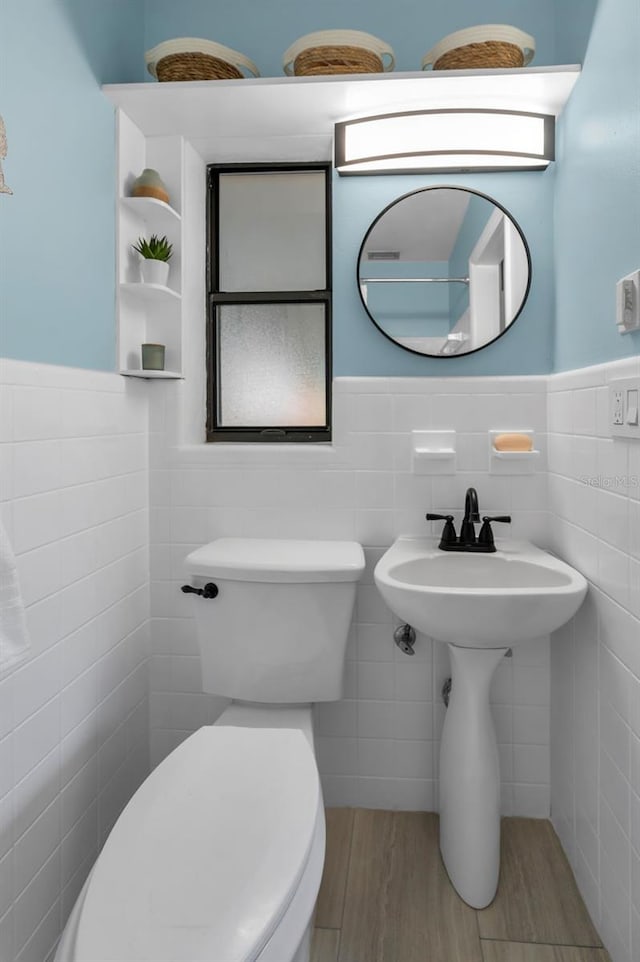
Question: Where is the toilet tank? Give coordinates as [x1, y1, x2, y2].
[184, 538, 365, 703]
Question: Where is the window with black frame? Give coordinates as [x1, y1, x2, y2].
[207, 164, 332, 442]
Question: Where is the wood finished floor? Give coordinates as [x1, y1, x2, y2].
[311, 810, 610, 962]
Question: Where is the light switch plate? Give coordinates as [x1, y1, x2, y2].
[616, 270, 640, 334]
[610, 377, 640, 438]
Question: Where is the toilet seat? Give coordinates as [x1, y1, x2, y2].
[70, 726, 322, 962]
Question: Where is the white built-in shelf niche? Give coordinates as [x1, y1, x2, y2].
[106, 65, 581, 380]
[117, 138, 185, 378]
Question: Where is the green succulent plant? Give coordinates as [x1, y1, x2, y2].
[132, 234, 173, 261]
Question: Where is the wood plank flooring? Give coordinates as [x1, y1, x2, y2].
[315, 807, 355, 929]
[476, 819, 603, 947]
[311, 928, 340, 962]
[311, 810, 609, 962]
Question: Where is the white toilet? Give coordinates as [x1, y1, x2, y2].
[55, 537, 364, 962]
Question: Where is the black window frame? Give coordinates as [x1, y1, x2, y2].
[206, 162, 332, 443]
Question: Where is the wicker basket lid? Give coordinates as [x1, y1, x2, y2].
[145, 37, 260, 79]
[283, 30, 395, 75]
[422, 24, 535, 70]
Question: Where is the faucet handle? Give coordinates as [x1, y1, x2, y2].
[426, 513, 457, 547]
[478, 515, 512, 548]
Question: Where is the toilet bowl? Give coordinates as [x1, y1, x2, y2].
[55, 724, 324, 962]
[55, 538, 364, 962]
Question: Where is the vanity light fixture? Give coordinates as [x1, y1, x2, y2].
[335, 108, 555, 174]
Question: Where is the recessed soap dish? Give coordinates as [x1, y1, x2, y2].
[412, 430, 456, 475]
[489, 430, 540, 474]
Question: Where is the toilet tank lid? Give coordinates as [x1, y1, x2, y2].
[185, 537, 365, 582]
[74, 726, 321, 962]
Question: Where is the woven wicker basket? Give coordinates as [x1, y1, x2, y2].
[156, 52, 243, 81]
[294, 45, 383, 76]
[283, 30, 394, 76]
[434, 40, 524, 70]
[422, 25, 535, 71]
[146, 38, 259, 82]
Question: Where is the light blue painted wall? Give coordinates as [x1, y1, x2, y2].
[554, 0, 598, 64]
[334, 171, 554, 375]
[554, 0, 640, 370]
[144, 0, 557, 77]
[0, 0, 144, 370]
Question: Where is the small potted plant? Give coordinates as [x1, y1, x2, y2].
[132, 234, 173, 287]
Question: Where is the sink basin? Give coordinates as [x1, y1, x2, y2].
[374, 537, 587, 647]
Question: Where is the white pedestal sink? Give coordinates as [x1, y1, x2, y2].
[374, 537, 587, 908]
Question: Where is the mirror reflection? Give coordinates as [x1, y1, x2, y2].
[358, 187, 531, 356]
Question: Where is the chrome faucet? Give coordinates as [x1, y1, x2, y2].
[427, 487, 511, 553]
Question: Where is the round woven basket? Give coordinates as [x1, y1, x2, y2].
[434, 41, 523, 70]
[156, 52, 242, 81]
[283, 30, 394, 76]
[294, 45, 383, 76]
[146, 38, 260, 82]
[422, 25, 535, 72]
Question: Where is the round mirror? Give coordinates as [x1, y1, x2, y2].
[357, 187, 531, 357]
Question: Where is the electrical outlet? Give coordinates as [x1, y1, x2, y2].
[612, 390, 624, 425]
[610, 378, 640, 438]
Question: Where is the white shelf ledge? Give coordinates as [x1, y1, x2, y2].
[121, 195, 182, 228]
[120, 369, 183, 379]
[103, 65, 580, 162]
[120, 282, 181, 304]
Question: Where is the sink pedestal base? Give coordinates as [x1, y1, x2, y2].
[439, 643, 508, 909]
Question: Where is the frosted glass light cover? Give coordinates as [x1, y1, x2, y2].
[218, 303, 327, 426]
[336, 110, 554, 173]
[218, 172, 326, 292]
[346, 112, 545, 157]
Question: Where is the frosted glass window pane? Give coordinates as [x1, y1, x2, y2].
[218, 304, 327, 426]
[218, 172, 326, 292]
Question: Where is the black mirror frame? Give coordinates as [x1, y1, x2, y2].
[356, 185, 532, 359]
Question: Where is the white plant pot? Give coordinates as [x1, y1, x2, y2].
[141, 259, 170, 286]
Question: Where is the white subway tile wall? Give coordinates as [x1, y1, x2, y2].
[148, 375, 551, 816]
[548, 356, 640, 962]
[3, 356, 638, 962]
[0, 360, 150, 962]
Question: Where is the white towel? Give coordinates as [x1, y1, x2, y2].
[0, 516, 30, 671]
